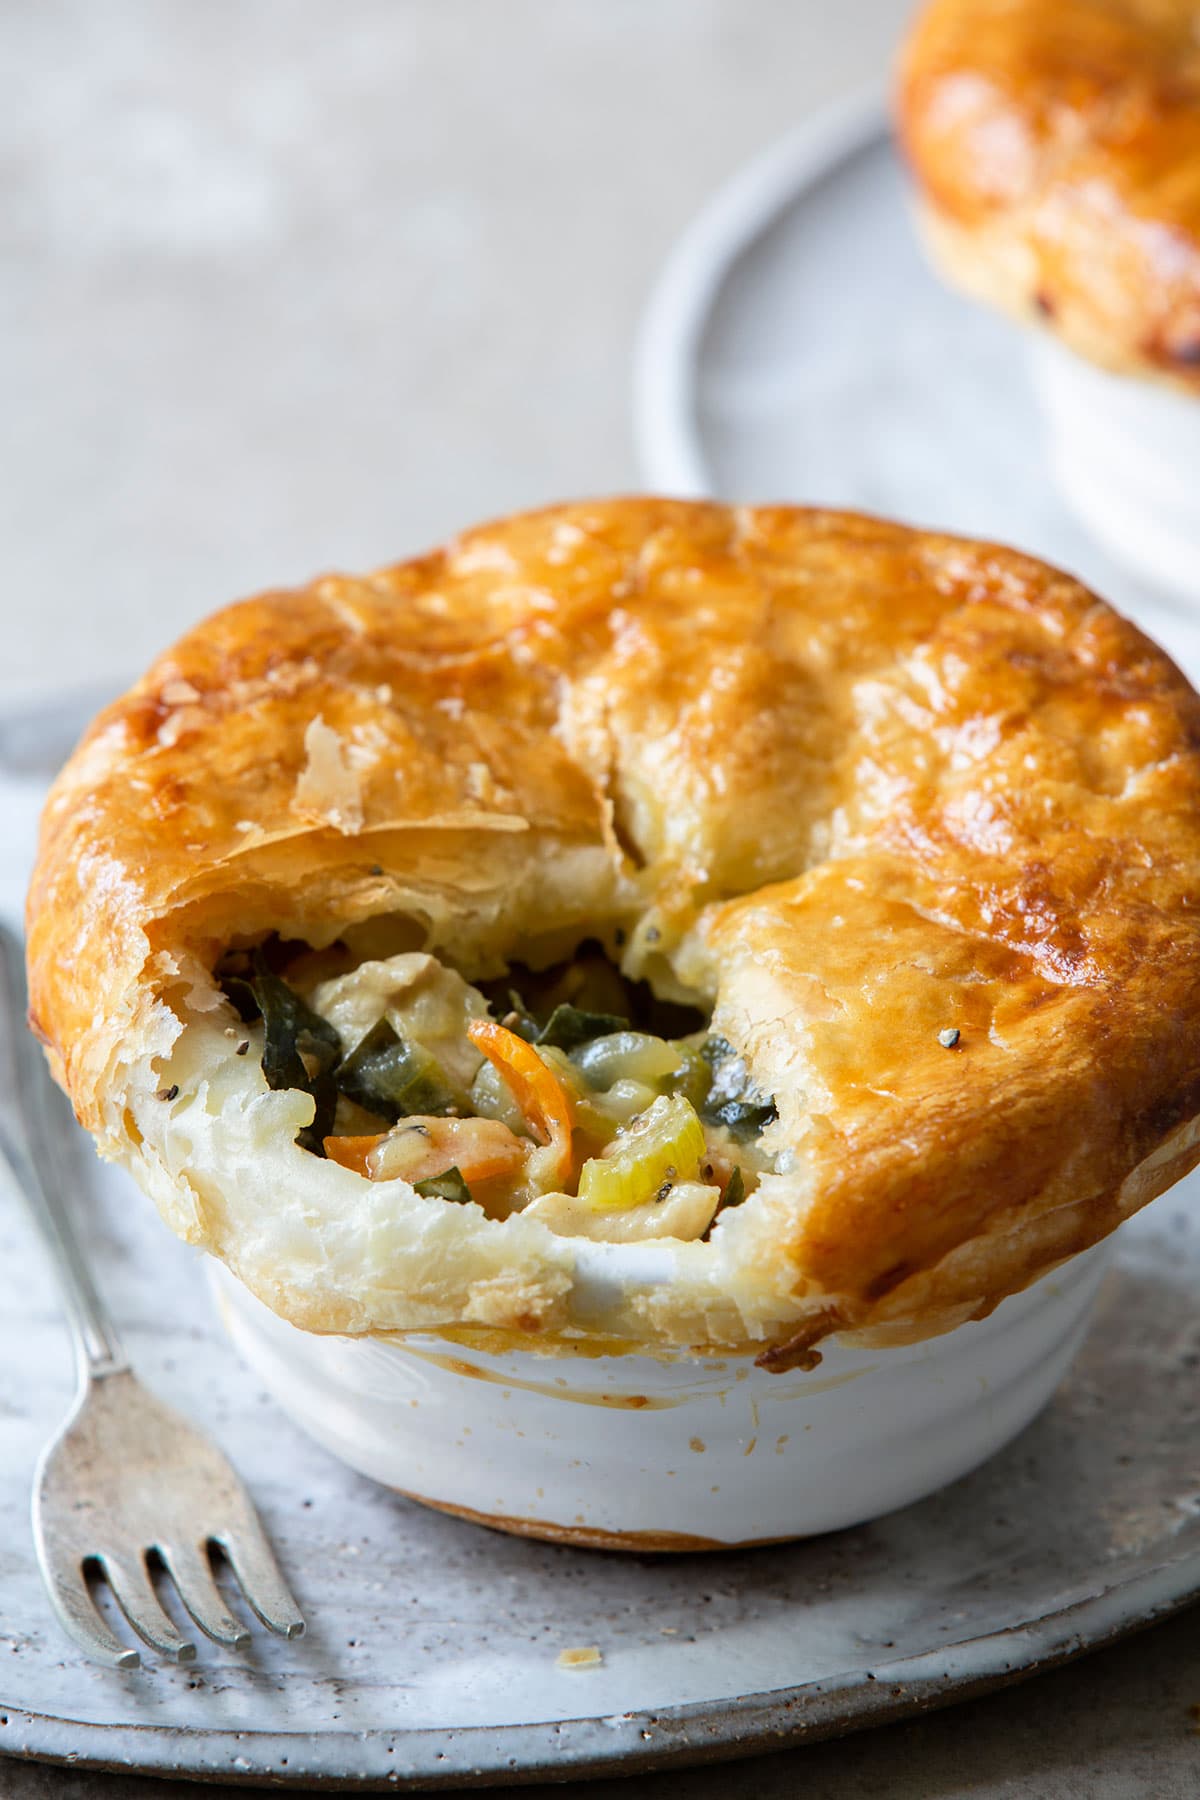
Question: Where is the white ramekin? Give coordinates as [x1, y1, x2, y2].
[208, 1235, 1114, 1549]
[1032, 337, 1200, 605]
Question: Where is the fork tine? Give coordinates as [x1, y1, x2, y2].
[215, 1522, 305, 1638]
[157, 1542, 251, 1649]
[41, 1558, 141, 1671]
[101, 1552, 197, 1662]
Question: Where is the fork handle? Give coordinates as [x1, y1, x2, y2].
[0, 925, 128, 1383]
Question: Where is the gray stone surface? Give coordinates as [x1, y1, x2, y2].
[0, 1609, 1198, 1797]
[3, 2, 1198, 1795]
[2, 0, 906, 707]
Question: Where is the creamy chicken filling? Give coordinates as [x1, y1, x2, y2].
[216, 939, 778, 1244]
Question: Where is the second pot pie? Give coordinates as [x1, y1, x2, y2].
[25, 499, 1200, 1365]
[898, 0, 1200, 390]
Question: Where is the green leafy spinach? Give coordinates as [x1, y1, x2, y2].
[221, 950, 342, 1155]
[697, 1036, 778, 1142]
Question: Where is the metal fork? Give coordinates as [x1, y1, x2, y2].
[0, 925, 305, 1669]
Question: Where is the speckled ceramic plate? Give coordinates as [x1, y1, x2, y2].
[1, 100, 1199, 1786]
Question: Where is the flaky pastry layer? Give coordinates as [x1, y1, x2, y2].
[26, 499, 1200, 1358]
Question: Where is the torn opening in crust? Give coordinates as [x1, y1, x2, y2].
[208, 927, 780, 1245]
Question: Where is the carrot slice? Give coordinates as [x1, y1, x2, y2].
[324, 1133, 386, 1175]
[327, 1116, 527, 1186]
[467, 1019, 575, 1184]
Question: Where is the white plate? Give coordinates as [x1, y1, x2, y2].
[633, 91, 1200, 677]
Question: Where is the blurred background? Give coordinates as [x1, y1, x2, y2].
[3, 0, 909, 706]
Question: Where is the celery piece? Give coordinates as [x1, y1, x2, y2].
[469, 1058, 531, 1135]
[571, 1030, 683, 1091]
[668, 1043, 713, 1112]
[583, 1078, 660, 1128]
[570, 1094, 622, 1148]
[336, 1019, 465, 1122]
[577, 1094, 707, 1212]
[413, 1166, 473, 1204]
[537, 1004, 630, 1053]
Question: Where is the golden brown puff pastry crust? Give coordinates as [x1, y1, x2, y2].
[898, 0, 1200, 389]
[25, 499, 1200, 1357]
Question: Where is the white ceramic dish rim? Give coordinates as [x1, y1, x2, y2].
[633, 84, 886, 497]
[1030, 335, 1200, 603]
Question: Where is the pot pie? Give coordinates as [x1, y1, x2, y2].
[25, 499, 1200, 1364]
[898, 0, 1200, 391]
